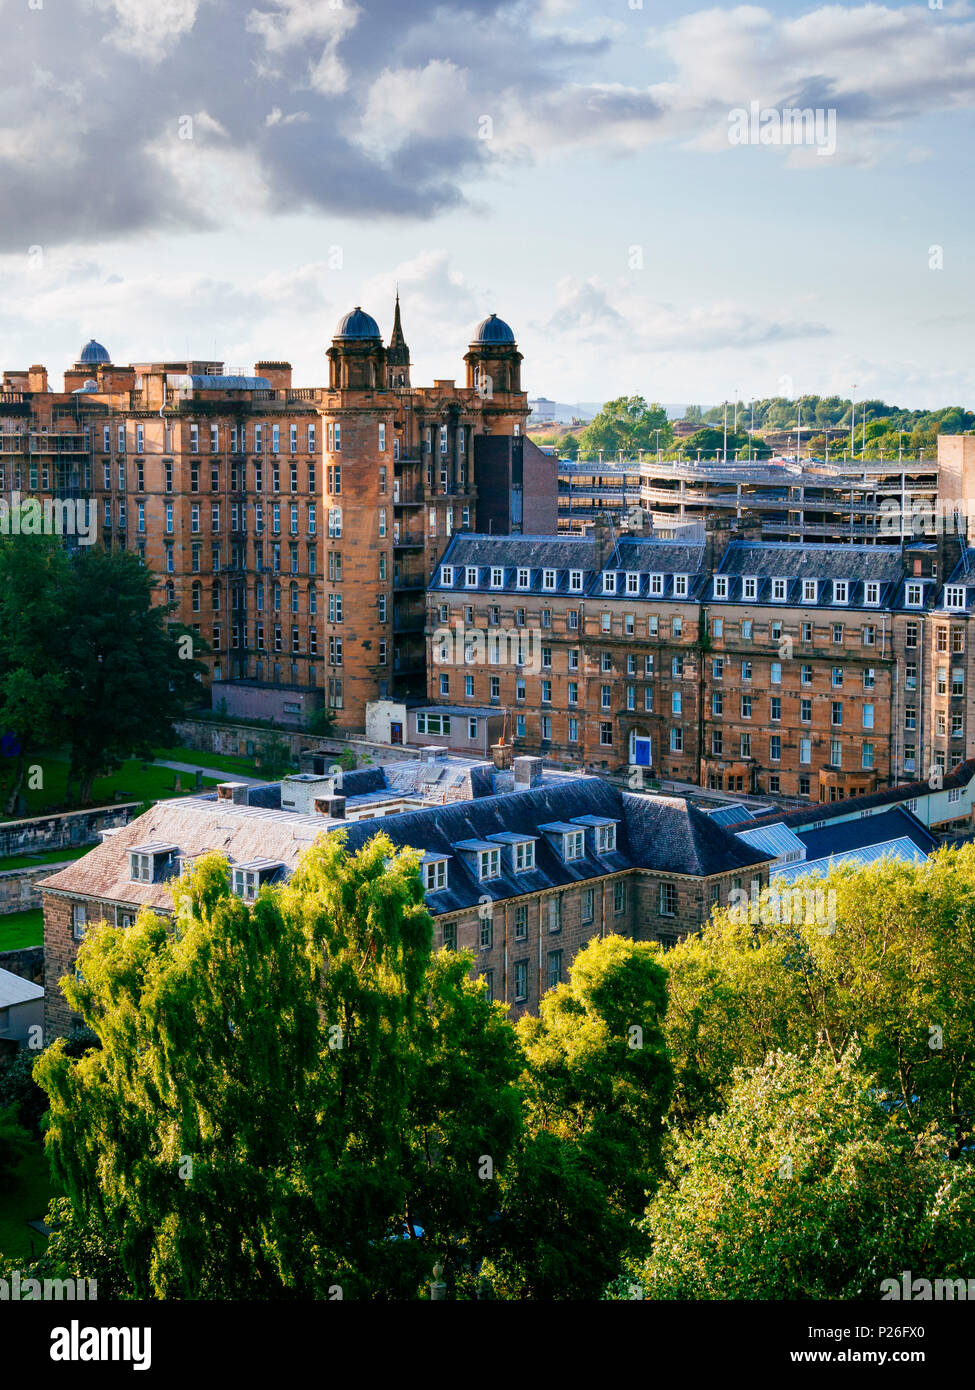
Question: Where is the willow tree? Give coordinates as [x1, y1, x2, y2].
[36, 835, 523, 1299]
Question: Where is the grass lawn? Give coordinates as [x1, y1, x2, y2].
[0, 1139, 58, 1263]
[152, 745, 262, 776]
[0, 846, 94, 872]
[1, 755, 221, 821]
[0, 909, 44, 950]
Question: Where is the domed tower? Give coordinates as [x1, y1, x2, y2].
[326, 307, 386, 390]
[64, 337, 114, 393]
[464, 314, 522, 398]
[386, 291, 411, 389]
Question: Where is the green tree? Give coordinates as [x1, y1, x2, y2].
[0, 1103, 31, 1183]
[558, 431, 580, 460]
[63, 547, 206, 802]
[577, 397, 672, 459]
[487, 936, 673, 1298]
[630, 1046, 975, 1300]
[0, 532, 73, 812]
[662, 853, 975, 1139]
[35, 837, 523, 1299]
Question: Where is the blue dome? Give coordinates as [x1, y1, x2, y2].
[334, 306, 381, 340]
[472, 313, 515, 345]
[79, 338, 111, 365]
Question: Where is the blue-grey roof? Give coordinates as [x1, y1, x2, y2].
[795, 805, 936, 862]
[472, 313, 515, 345]
[735, 821, 807, 863]
[79, 338, 110, 365]
[705, 802, 757, 828]
[334, 778, 771, 915]
[334, 306, 381, 340]
[774, 838, 928, 884]
[187, 375, 272, 390]
[744, 759, 975, 832]
[712, 540, 905, 608]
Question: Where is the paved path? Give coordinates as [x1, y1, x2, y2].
[153, 759, 265, 787]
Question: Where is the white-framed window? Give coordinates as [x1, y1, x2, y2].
[478, 848, 501, 880]
[466, 566, 478, 587]
[945, 586, 966, 609]
[802, 579, 818, 603]
[596, 824, 616, 854]
[490, 566, 504, 588]
[713, 576, 728, 599]
[833, 580, 849, 604]
[650, 573, 664, 596]
[626, 571, 640, 594]
[569, 570, 584, 592]
[423, 859, 448, 892]
[602, 572, 617, 594]
[72, 903, 87, 940]
[742, 576, 757, 600]
[659, 882, 677, 916]
[517, 568, 531, 589]
[906, 582, 923, 606]
[865, 581, 880, 606]
[440, 565, 454, 586]
[542, 568, 557, 591]
[563, 830, 584, 861]
[674, 574, 688, 597]
[772, 578, 787, 601]
[515, 841, 535, 872]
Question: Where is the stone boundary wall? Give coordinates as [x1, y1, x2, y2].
[173, 717, 421, 768]
[0, 804, 140, 860]
[0, 862, 76, 915]
[0, 945, 43, 986]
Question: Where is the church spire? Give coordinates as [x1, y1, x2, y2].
[387, 289, 410, 383]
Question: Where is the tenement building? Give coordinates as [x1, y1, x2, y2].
[426, 519, 975, 800]
[0, 307, 556, 730]
[40, 773, 771, 1036]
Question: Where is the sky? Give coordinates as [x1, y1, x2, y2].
[0, 0, 973, 408]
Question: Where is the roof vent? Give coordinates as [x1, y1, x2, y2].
[420, 745, 449, 763]
[217, 782, 249, 805]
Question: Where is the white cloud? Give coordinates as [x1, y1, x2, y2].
[98, 0, 202, 62]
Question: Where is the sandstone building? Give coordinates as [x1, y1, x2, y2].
[0, 307, 556, 731]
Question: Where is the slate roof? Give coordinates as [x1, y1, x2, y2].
[745, 759, 975, 832]
[40, 779, 771, 919]
[712, 540, 905, 608]
[795, 806, 937, 862]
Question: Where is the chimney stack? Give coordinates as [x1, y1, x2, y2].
[513, 755, 543, 788]
[217, 782, 249, 806]
[491, 741, 512, 771]
[314, 795, 346, 819]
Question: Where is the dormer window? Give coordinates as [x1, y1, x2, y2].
[516, 567, 531, 589]
[865, 581, 880, 605]
[742, 576, 757, 600]
[478, 848, 501, 880]
[542, 568, 557, 591]
[597, 824, 616, 853]
[945, 585, 966, 610]
[771, 578, 787, 602]
[674, 574, 688, 597]
[569, 569, 583, 592]
[440, 565, 454, 586]
[539, 822, 585, 862]
[650, 573, 664, 596]
[626, 571, 640, 594]
[802, 580, 818, 603]
[906, 582, 923, 607]
[714, 576, 729, 599]
[833, 580, 849, 604]
[129, 843, 178, 884]
[514, 840, 535, 871]
[422, 857, 449, 892]
[602, 572, 617, 594]
[490, 567, 504, 588]
[465, 566, 478, 587]
[232, 860, 285, 900]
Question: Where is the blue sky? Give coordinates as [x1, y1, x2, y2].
[0, 0, 972, 407]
